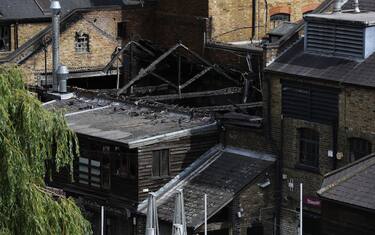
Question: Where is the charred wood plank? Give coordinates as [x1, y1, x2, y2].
[117, 44, 181, 95]
[180, 66, 213, 90]
[150, 72, 179, 90]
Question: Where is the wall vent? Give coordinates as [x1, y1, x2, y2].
[304, 13, 375, 60]
[305, 22, 364, 59]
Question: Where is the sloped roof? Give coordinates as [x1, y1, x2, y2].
[0, 0, 151, 21]
[318, 153, 375, 211]
[45, 95, 217, 148]
[137, 144, 276, 228]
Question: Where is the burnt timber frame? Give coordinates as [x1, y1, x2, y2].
[117, 43, 239, 96]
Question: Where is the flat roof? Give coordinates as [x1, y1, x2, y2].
[45, 96, 217, 148]
[305, 12, 375, 26]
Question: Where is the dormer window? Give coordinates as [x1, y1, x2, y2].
[0, 25, 10, 51]
[75, 32, 89, 53]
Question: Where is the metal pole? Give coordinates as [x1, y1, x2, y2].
[204, 194, 207, 235]
[101, 206, 105, 235]
[300, 183, 303, 235]
[116, 58, 120, 89]
[50, 1, 61, 92]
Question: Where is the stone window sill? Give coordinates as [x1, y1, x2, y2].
[295, 163, 320, 174]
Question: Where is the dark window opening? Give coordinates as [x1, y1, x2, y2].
[152, 149, 170, 177]
[299, 128, 319, 168]
[349, 138, 372, 162]
[0, 25, 10, 51]
[117, 22, 127, 38]
[270, 13, 290, 29]
[75, 32, 89, 53]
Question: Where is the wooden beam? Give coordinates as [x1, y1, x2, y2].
[179, 44, 239, 85]
[140, 87, 242, 101]
[179, 67, 213, 90]
[117, 44, 181, 95]
[194, 102, 263, 112]
[150, 72, 178, 90]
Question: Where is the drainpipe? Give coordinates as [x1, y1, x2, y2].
[333, 0, 349, 13]
[332, 118, 338, 170]
[50, 0, 61, 92]
[252, 0, 257, 40]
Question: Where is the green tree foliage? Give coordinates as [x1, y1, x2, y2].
[0, 66, 91, 234]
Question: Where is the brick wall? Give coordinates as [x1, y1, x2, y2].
[266, 73, 375, 233]
[209, 0, 324, 43]
[17, 23, 48, 46]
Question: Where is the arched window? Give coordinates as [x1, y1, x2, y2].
[270, 13, 290, 29]
[75, 32, 89, 53]
[349, 138, 372, 162]
[299, 128, 319, 168]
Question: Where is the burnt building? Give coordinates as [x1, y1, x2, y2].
[317, 153, 375, 235]
[264, 3, 375, 235]
[45, 93, 219, 235]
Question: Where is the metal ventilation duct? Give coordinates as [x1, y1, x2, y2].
[305, 22, 364, 58]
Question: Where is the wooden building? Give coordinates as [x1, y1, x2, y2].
[45, 93, 219, 235]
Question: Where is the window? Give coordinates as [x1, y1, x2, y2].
[349, 138, 372, 162]
[0, 25, 10, 51]
[282, 81, 339, 124]
[78, 157, 110, 189]
[152, 149, 170, 177]
[75, 32, 89, 53]
[270, 13, 290, 29]
[78, 157, 101, 188]
[117, 22, 127, 38]
[299, 128, 319, 168]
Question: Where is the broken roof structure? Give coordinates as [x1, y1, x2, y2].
[318, 153, 375, 211]
[45, 94, 217, 148]
[137, 144, 276, 229]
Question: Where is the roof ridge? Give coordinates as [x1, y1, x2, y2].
[323, 153, 375, 178]
[318, 153, 375, 196]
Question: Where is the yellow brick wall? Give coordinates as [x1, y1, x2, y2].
[18, 23, 48, 45]
[209, 0, 324, 42]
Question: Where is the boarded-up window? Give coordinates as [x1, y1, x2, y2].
[270, 13, 290, 29]
[349, 138, 372, 162]
[152, 149, 170, 177]
[282, 81, 339, 124]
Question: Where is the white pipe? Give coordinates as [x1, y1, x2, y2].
[300, 183, 303, 235]
[101, 206, 105, 235]
[204, 194, 207, 235]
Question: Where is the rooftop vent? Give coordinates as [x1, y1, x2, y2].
[304, 12, 375, 60]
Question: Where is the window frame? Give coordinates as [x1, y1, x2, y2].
[349, 138, 372, 162]
[75, 32, 90, 53]
[298, 128, 320, 169]
[152, 149, 170, 178]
